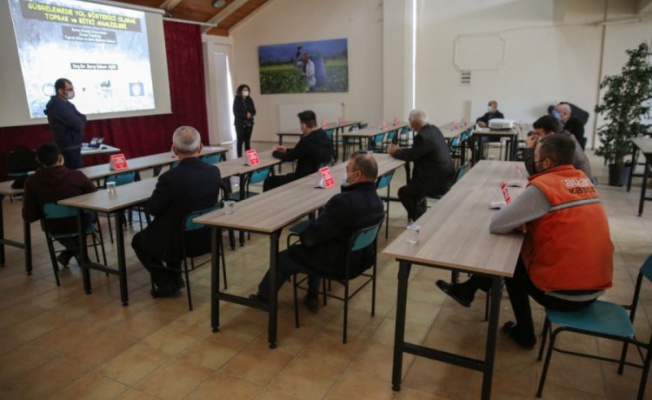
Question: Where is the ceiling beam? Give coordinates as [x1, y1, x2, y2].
[159, 0, 184, 12]
[202, 0, 250, 33]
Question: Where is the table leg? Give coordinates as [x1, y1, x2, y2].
[639, 155, 651, 216]
[77, 211, 92, 294]
[627, 147, 638, 192]
[481, 276, 503, 400]
[334, 129, 340, 162]
[114, 211, 130, 306]
[23, 220, 31, 275]
[268, 231, 280, 349]
[278, 135, 283, 173]
[0, 195, 5, 267]
[392, 260, 412, 391]
[211, 227, 221, 332]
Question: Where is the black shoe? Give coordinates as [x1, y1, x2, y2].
[304, 292, 320, 313]
[173, 276, 185, 289]
[56, 251, 73, 267]
[150, 283, 179, 298]
[435, 280, 473, 308]
[248, 293, 267, 302]
[502, 321, 536, 349]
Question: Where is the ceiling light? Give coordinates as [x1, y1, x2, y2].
[212, 0, 226, 7]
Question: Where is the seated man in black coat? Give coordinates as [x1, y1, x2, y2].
[132, 126, 222, 297]
[387, 109, 455, 221]
[252, 152, 385, 312]
[263, 110, 333, 191]
[475, 100, 504, 127]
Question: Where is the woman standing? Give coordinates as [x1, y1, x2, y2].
[233, 84, 256, 157]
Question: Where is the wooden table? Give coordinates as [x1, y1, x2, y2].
[630, 137, 652, 215]
[383, 160, 525, 400]
[81, 144, 120, 164]
[277, 120, 362, 165]
[0, 181, 31, 273]
[341, 124, 409, 161]
[78, 146, 227, 182]
[471, 127, 520, 163]
[195, 154, 406, 348]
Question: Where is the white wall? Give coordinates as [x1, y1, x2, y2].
[228, 0, 384, 143]
[206, 0, 652, 148]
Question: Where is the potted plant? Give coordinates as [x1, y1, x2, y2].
[595, 42, 652, 186]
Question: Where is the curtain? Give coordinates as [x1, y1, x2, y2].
[0, 20, 208, 178]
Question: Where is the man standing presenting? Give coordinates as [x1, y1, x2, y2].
[553, 103, 585, 146]
[387, 109, 455, 221]
[22, 142, 97, 267]
[45, 78, 86, 169]
[436, 134, 613, 348]
[264, 110, 332, 191]
[132, 126, 222, 297]
[252, 152, 384, 312]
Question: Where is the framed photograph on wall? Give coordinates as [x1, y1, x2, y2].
[258, 38, 348, 94]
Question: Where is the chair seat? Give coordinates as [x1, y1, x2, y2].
[546, 300, 635, 339]
[289, 219, 311, 234]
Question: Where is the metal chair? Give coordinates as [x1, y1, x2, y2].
[228, 166, 272, 201]
[200, 153, 224, 165]
[535, 255, 652, 399]
[375, 170, 394, 238]
[42, 203, 107, 286]
[291, 219, 384, 343]
[179, 205, 227, 311]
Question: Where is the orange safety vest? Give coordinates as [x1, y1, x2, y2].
[521, 165, 613, 292]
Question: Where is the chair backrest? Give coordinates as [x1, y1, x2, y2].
[373, 132, 385, 147]
[400, 126, 410, 135]
[105, 171, 136, 187]
[454, 162, 470, 182]
[376, 170, 394, 190]
[183, 204, 222, 232]
[43, 202, 77, 219]
[201, 154, 223, 164]
[450, 137, 460, 149]
[641, 255, 652, 282]
[324, 128, 335, 139]
[7, 146, 38, 175]
[358, 123, 369, 129]
[350, 220, 383, 252]
[386, 130, 396, 141]
[250, 167, 272, 185]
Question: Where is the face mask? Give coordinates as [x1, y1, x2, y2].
[341, 171, 350, 186]
[65, 90, 75, 100]
[487, 106, 493, 113]
[242, 91, 249, 97]
[551, 109, 561, 120]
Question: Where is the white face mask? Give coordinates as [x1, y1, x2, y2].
[242, 91, 249, 97]
[341, 171, 349, 186]
[65, 90, 75, 100]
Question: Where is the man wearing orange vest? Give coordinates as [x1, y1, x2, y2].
[436, 134, 613, 348]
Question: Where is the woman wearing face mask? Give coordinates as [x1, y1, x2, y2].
[233, 84, 257, 158]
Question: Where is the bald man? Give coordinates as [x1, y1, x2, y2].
[553, 103, 585, 146]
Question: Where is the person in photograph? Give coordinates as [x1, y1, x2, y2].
[233, 84, 256, 157]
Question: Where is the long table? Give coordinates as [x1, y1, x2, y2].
[56, 152, 279, 306]
[341, 124, 409, 161]
[630, 137, 652, 215]
[382, 160, 525, 400]
[195, 154, 406, 348]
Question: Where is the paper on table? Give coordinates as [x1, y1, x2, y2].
[489, 200, 507, 209]
[506, 179, 527, 188]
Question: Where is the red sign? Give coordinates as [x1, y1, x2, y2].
[338, 116, 345, 125]
[245, 149, 260, 166]
[393, 117, 400, 126]
[381, 120, 388, 129]
[110, 154, 128, 171]
[501, 181, 512, 204]
[319, 166, 335, 188]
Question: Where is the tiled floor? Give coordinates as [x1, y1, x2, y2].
[0, 143, 651, 399]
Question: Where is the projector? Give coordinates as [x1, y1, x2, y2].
[488, 119, 515, 130]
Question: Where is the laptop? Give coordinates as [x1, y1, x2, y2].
[88, 137, 104, 148]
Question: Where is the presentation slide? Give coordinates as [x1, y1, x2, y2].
[8, 0, 156, 119]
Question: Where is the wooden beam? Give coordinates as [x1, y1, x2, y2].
[202, 0, 250, 33]
[159, 0, 183, 12]
[639, 0, 652, 14]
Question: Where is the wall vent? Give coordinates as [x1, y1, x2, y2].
[460, 71, 471, 85]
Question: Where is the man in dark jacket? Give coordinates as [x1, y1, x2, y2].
[475, 100, 505, 127]
[554, 103, 585, 147]
[253, 152, 384, 312]
[131, 126, 222, 297]
[44, 78, 86, 169]
[388, 109, 455, 221]
[22, 142, 97, 266]
[263, 110, 333, 191]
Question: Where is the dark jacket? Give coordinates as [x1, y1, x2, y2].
[135, 157, 222, 261]
[563, 116, 585, 145]
[289, 181, 384, 278]
[233, 96, 256, 127]
[44, 96, 87, 150]
[273, 128, 333, 178]
[391, 124, 455, 196]
[523, 131, 591, 177]
[22, 166, 97, 232]
[476, 111, 504, 125]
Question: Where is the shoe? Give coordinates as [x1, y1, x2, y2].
[56, 251, 73, 267]
[150, 283, 179, 298]
[502, 321, 536, 349]
[304, 292, 320, 313]
[173, 276, 186, 289]
[248, 293, 267, 302]
[435, 280, 473, 308]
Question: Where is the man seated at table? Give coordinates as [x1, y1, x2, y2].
[524, 115, 591, 177]
[251, 151, 384, 312]
[436, 134, 613, 349]
[22, 142, 97, 266]
[132, 126, 222, 297]
[387, 109, 455, 221]
[263, 110, 333, 191]
[475, 100, 504, 128]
